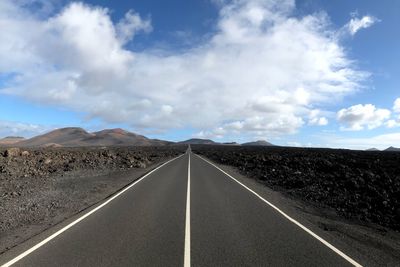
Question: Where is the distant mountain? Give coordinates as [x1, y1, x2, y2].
[222, 142, 239, 145]
[87, 129, 171, 146]
[242, 140, 274, 146]
[366, 148, 379, 151]
[178, 138, 217, 145]
[15, 127, 92, 147]
[13, 127, 171, 147]
[0, 136, 26, 146]
[384, 146, 400, 152]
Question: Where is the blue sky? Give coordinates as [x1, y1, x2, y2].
[0, 0, 399, 149]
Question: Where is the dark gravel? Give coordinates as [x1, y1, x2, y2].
[192, 145, 400, 230]
[0, 146, 185, 179]
[0, 146, 186, 253]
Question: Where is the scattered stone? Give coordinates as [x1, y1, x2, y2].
[4, 148, 21, 157]
[0, 146, 186, 254]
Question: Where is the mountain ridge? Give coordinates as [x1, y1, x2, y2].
[178, 138, 216, 145]
[242, 140, 274, 146]
[384, 146, 400, 152]
[0, 136, 26, 145]
[0, 130, 279, 147]
[7, 127, 171, 147]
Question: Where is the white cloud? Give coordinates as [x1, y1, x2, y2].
[386, 99, 400, 128]
[386, 119, 400, 128]
[393, 98, 400, 113]
[116, 10, 152, 44]
[385, 113, 400, 128]
[319, 117, 328, 126]
[194, 127, 225, 139]
[328, 132, 400, 150]
[194, 114, 304, 140]
[337, 104, 391, 131]
[346, 14, 378, 35]
[308, 109, 328, 126]
[0, 0, 370, 138]
[0, 120, 49, 138]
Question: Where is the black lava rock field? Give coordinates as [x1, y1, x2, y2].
[192, 145, 400, 230]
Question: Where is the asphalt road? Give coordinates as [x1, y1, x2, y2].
[1, 150, 361, 267]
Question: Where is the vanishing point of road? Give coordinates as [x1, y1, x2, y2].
[0, 148, 362, 267]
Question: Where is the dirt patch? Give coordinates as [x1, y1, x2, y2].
[0, 146, 186, 253]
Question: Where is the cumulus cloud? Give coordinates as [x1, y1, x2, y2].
[0, 0, 370, 139]
[345, 14, 378, 35]
[386, 118, 400, 128]
[393, 98, 400, 113]
[337, 104, 391, 131]
[116, 10, 152, 44]
[0, 120, 49, 138]
[313, 117, 328, 126]
[308, 109, 328, 126]
[385, 105, 400, 128]
[195, 114, 304, 139]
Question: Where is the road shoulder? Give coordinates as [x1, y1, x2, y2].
[0, 155, 181, 264]
[196, 154, 400, 267]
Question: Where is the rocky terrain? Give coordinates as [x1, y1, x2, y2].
[192, 145, 400, 231]
[385, 146, 400, 152]
[0, 146, 185, 253]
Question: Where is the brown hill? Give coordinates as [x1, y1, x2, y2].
[0, 136, 25, 146]
[84, 128, 171, 146]
[16, 127, 92, 147]
[14, 127, 171, 147]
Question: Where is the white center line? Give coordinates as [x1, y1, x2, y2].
[195, 153, 363, 267]
[184, 152, 191, 267]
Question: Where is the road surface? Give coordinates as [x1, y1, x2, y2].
[0, 150, 361, 266]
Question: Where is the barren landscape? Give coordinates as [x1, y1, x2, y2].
[192, 145, 400, 230]
[0, 146, 185, 253]
[1, 142, 400, 265]
[2, 0, 400, 265]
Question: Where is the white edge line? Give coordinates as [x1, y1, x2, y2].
[1, 153, 185, 267]
[184, 152, 191, 267]
[194, 153, 363, 267]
